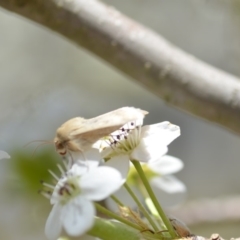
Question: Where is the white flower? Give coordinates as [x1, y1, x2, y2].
[101, 121, 180, 180]
[144, 155, 186, 208]
[45, 164, 123, 240]
[0, 150, 10, 160]
[106, 155, 185, 211]
[143, 155, 186, 193]
[126, 155, 185, 194]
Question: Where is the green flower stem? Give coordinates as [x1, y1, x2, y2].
[138, 182, 149, 198]
[131, 160, 177, 238]
[111, 194, 124, 206]
[94, 203, 142, 231]
[124, 182, 159, 232]
[145, 197, 166, 230]
[88, 217, 140, 240]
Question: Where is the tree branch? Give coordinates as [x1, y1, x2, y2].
[1, 0, 240, 134]
[168, 196, 240, 226]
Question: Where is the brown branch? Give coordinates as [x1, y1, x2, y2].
[1, 0, 240, 134]
[168, 196, 240, 226]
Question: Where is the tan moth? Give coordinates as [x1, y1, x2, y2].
[54, 107, 148, 155]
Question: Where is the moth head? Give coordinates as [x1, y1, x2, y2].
[54, 137, 68, 155]
[54, 134, 82, 155]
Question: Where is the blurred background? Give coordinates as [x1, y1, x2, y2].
[0, 0, 240, 239]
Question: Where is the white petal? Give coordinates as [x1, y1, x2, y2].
[148, 155, 184, 174]
[62, 198, 95, 236]
[69, 163, 88, 176]
[0, 151, 10, 160]
[151, 175, 186, 193]
[71, 149, 101, 167]
[100, 146, 113, 159]
[84, 149, 102, 167]
[85, 159, 103, 168]
[104, 155, 130, 181]
[141, 122, 180, 146]
[131, 140, 168, 162]
[80, 166, 123, 201]
[45, 204, 63, 240]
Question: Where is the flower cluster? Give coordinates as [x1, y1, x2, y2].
[42, 107, 186, 240]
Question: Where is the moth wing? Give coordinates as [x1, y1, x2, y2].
[56, 117, 87, 139]
[74, 126, 125, 143]
[70, 107, 148, 138]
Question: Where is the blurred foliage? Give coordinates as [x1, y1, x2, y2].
[232, 0, 240, 15]
[191, 221, 240, 239]
[9, 148, 60, 197]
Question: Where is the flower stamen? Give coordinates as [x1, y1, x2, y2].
[57, 163, 66, 175]
[48, 169, 60, 181]
[40, 181, 55, 190]
[38, 189, 52, 199]
[99, 121, 143, 160]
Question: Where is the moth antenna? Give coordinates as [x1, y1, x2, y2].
[24, 139, 53, 148]
[32, 142, 53, 157]
[23, 140, 54, 157]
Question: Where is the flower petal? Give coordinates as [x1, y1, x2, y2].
[151, 175, 186, 193]
[45, 203, 63, 240]
[141, 122, 180, 146]
[104, 155, 130, 181]
[80, 166, 123, 201]
[62, 198, 95, 236]
[131, 140, 168, 162]
[70, 149, 101, 168]
[148, 155, 184, 174]
[69, 163, 88, 176]
[0, 151, 10, 160]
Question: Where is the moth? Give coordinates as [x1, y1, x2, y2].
[54, 107, 148, 155]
